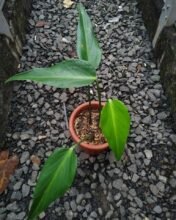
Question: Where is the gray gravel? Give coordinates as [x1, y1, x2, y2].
[1, 0, 176, 219]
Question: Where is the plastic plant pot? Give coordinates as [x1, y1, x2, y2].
[69, 101, 109, 154]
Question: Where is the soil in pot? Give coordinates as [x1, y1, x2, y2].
[74, 109, 106, 145]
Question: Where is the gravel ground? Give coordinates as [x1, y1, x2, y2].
[1, 0, 176, 219]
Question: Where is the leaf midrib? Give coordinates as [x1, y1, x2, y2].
[80, 9, 88, 60]
[109, 102, 119, 148]
[10, 74, 96, 81]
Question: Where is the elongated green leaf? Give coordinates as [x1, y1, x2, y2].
[6, 59, 96, 88]
[77, 3, 102, 69]
[28, 147, 77, 220]
[100, 99, 130, 160]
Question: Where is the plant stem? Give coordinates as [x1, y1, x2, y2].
[96, 80, 102, 117]
[72, 137, 88, 150]
[88, 86, 92, 124]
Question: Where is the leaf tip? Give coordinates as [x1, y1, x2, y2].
[5, 78, 11, 84]
[77, 2, 83, 12]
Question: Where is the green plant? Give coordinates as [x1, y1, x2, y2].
[6, 4, 130, 220]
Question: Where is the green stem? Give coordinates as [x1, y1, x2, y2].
[96, 80, 102, 117]
[88, 86, 92, 124]
[72, 137, 89, 150]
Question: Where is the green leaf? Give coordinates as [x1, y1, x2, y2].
[77, 3, 102, 69]
[28, 147, 77, 220]
[6, 59, 96, 88]
[100, 99, 130, 160]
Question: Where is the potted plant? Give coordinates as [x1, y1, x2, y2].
[6, 3, 130, 220]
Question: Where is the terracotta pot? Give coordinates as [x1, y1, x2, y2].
[69, 101, 109, 154]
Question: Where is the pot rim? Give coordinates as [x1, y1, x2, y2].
[69, 101, 108, 152]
